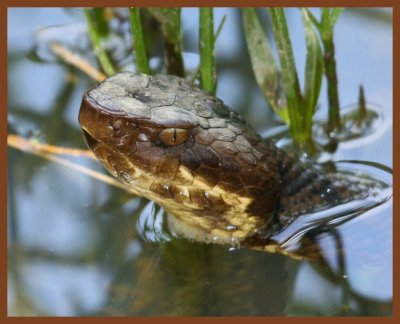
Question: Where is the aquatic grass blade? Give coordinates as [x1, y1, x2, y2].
[269, 8, 303, 140]
[321, 8, 331, 32]
[320, 8, 343, 38]
[83, 8, 115, 76]
[215, 14, 227, 40]
[190, 14, 226, 84]
[356, 84, 367, 126]
[242, 8, 289, 123]
[91, 8, 109, 38]
[199, 8, 216, 95]
[305, 9, 321, 29]
[321, 8, 343, 134]
[129, 8, 151, 74]
[148, 8, 184, 76]
[330, 8, 344, 27]
[306, 8, 344, 135]
[302, 8, 323, 136]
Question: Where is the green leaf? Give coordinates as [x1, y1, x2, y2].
[269, 8, 303, 137]
[215, 14, 227, 40]
[317, 8, 343, 134]
[330, 8, 344, 27]
[321, 8, 331, 32]
[190, 14, 226, 84]
[199, 8, 216, 94]
[302, 8, 323, 134]
[242, 8, 288, 123]
[129, 8, 151, 74]
[83, 8, 115, 76]
[92, 8, 110, 38]
[304, 8, 321, 29]
[356, 84, 367, 126]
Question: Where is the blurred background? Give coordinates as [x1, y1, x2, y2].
[8, 8, 392, 315]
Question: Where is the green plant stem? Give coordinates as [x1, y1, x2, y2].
[148, 8, 184, 77]
[306, 8, 344, 138]
[269, 8, 303, 143]
[129, 8, 151, 74]
[356, 84, 367, 127]
[92, 8, 109, 38]
[301, 9, 324, 155]
[190, 14, 226, 84]
[84, 8, 116, 76]
[199, 8, 216, 94]
[164, 42, 185, 77]
[322, 35, 342, 134]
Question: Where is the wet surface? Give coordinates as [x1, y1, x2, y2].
[8, 8, 392, 316]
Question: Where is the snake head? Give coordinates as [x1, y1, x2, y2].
[79, 72, 282, 245]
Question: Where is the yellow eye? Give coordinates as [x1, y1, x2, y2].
[159, 128, 188, 147]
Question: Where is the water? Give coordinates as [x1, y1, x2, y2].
[8, 8, 392, 316]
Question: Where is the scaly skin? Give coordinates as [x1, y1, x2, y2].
[78, 72, 363, 248]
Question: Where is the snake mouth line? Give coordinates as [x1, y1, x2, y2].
[82, 129, 98, 150]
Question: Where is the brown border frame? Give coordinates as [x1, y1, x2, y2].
[2, 0, 397, 321]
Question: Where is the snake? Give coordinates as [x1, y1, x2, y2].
[78, 72, 378, 253]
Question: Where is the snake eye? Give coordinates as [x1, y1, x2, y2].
[159, 128, 189, 147]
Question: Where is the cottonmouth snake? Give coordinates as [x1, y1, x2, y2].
[78, 72, 375, 252]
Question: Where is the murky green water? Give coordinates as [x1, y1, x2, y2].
[8, 8, 392, 316]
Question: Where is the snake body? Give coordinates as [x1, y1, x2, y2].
[79, 72, 360, 248]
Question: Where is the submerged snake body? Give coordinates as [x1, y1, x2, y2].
[79, 72, 358, 248]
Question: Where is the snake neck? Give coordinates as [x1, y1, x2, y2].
[271, 146, 364, 227]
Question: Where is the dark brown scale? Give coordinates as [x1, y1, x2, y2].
[282, 167, 319, 196]
[191, 143, 221, 168]
[179, 148, 202, 170]
[194, 165, 221, 187]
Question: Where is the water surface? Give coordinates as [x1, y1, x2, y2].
[8, 8, 392, 316]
